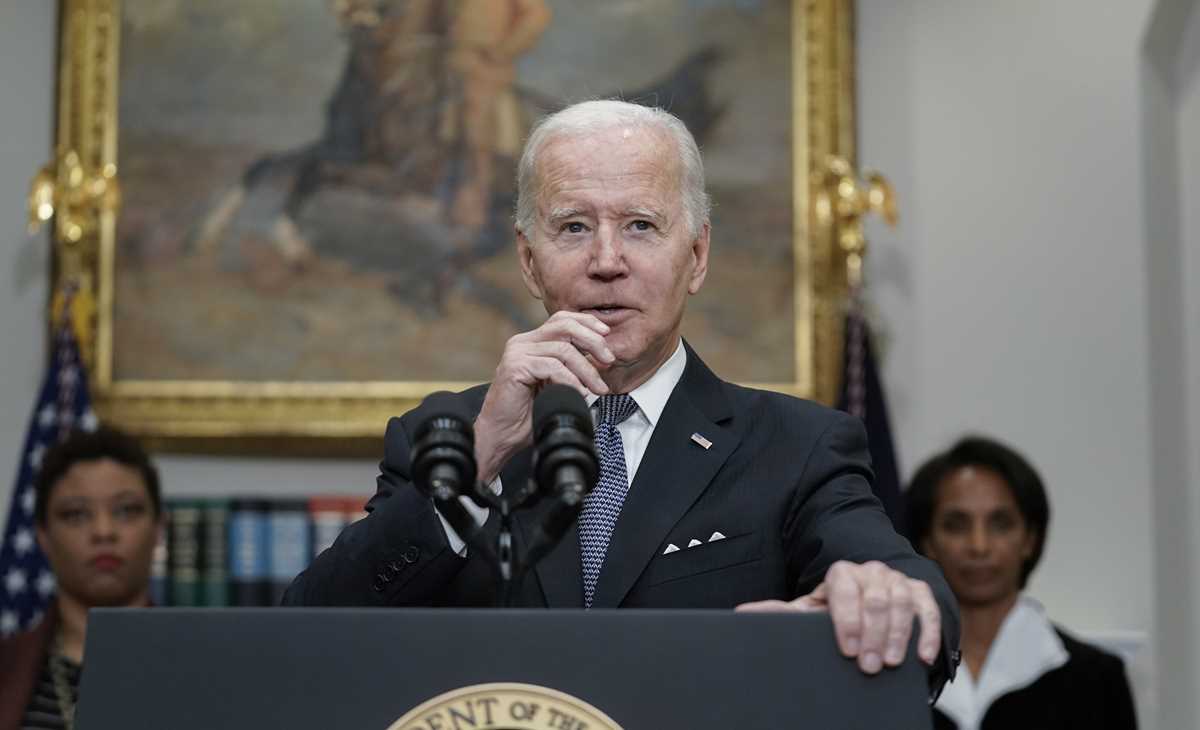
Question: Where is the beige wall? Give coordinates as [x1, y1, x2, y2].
[0, 2, 55, 517]
[1169, 0, 1200, 724]
[859, 0, 1200, 726]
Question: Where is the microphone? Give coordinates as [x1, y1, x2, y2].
[411, 391, 478, 501]
[410, 392, 486, 548]
[524, 385, 599, 568]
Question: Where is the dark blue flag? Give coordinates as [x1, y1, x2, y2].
[837, 300, 905, 533]
[0, 318, 96, 636]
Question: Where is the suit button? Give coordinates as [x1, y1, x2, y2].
[403, 546, 420, 563]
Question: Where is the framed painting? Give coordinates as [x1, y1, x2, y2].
[46, 0, 857, 453]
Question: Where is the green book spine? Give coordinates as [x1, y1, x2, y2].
[167, 499, 203, 606]
[201, 498, 231, 607]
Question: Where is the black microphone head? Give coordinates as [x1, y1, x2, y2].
[531, 385, 598, 501]
[412, 391, 476, 501]
[414, 391, 475, 440]
[533, 384, 593, 440]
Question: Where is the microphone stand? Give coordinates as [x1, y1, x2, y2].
[459, 481, 525, 608]
[459, 477, 576, 608]
[496, 498, 516, 607]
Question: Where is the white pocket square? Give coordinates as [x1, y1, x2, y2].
[708, 531, 726, 542]
[663, 543, 680, 554]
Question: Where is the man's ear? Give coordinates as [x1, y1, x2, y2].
[686, 222, 710, 295]
[517, 227, 544, 300]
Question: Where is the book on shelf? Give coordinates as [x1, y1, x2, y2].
[166, 499, 203, 607]
[161, 494, 367, 608]
[201, 499, 230, 607]
[229, 498, 272, 607]
[149, 522, 169, 607]
[309, 495, 368, 559]
[268, 499, 310, 606]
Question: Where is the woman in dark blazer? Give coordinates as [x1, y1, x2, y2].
[907, 436, 1137, 730]
[0, 427, 161, 730]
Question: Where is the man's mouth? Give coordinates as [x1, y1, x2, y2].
[581, 301, 634, 312]
[581, 305, 635, 324]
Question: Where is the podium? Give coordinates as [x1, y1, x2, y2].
[76, 608, 933, 729]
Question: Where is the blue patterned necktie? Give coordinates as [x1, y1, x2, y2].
[579, 394, 639, 608]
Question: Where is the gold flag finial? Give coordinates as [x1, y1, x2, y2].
[27, 148, 121, 245]
[27, 146, 118, 374]
[813, 155, 897, 289]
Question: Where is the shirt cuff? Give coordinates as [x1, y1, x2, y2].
[435, 475, 502, 556]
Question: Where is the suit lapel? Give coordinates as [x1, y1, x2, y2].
[589, 345, 740, 608]
[509, 448, 585, 607]
[528, 511, 584, 607]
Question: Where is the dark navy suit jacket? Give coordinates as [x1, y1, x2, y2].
[284, 343, 960, 690]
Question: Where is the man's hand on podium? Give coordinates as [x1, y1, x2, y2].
[736, 560, 941, 675]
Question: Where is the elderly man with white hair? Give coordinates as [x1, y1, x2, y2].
[285, 99, 960, 693]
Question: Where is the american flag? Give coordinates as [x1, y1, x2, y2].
[837, 288, 905, 533]
[0, 317, 97, 636]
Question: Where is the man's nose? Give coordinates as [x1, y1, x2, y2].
[588, 224, 627, 279]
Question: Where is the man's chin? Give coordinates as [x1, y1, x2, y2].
[600, 336, 642, 370]
[599, 338, 678, 392]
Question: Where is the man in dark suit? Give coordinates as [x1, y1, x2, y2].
[284, 99, 959, 691]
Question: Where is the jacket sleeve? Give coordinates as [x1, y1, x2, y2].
[782, 409, 961, 698]
[1100, 652, 1139, 729]
[281, 414, 469, 606]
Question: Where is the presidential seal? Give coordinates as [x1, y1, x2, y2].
[386, 682, 624, 730]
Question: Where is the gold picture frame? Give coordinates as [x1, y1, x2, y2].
[44, 0, 857, 455]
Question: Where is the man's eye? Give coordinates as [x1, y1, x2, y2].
[630, 220, 654, 232]
[562, 222, 587, 234]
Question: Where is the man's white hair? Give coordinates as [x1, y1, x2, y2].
[514, 100, 711, 238]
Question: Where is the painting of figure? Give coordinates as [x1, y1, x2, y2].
[114, 0, 794, 384]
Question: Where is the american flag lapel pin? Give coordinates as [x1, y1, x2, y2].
[690, 432, 712, 450]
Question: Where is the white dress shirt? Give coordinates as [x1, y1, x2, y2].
[439, 338, 688, 555]
[934, 595, 1069, 730]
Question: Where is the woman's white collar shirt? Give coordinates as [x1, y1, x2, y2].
[935, 595, 1069, 730]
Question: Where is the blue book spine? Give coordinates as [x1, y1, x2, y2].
[268, 500, 312, 606]
[228, 500, 271, 606]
